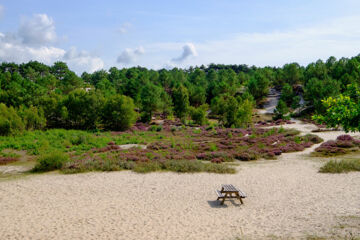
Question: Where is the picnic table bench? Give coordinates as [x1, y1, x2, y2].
[215, 184, 246, 205]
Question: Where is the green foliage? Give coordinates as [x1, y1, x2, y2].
[17, 105, 46, 130]
[0, 55, 359, 133]
[247, 72, 270, 100]
[62, 90, 104, 129]
[280, 83, 295, 106]
[102, 95, 137, 131]
[189, 104, 208, 125]
[274, 100, 289, 120]
[319, 159, 360, 173]
[313, 84, 360, 132]
[140, 83, 162, 122]
[213, 95, 253, 128]
[0, 103, 25, 136]
[32, 151, 69, 172]
[304, 77, 340, 113]
[149, 125, 163, 132]
[172, 84, 190, 119]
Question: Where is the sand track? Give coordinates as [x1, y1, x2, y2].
[0, 122, 359, 240]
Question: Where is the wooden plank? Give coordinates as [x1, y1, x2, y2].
[215, 190, 224, 198]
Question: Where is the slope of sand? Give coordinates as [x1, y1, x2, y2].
[0, 122, 360, 240]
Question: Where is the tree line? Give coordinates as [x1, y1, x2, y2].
[0, 54, 360, 135]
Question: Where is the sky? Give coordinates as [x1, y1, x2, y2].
[1, 0, 360, 73]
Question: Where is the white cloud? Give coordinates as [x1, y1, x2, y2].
[193, 16, 360, 67]
[64, 47, 104, 73]
[0, 13, 104, 73]
[117, 46, 145, 64]
[18, 14, 57, 45]
[171, 43, 197, 62]
[117, 22, 132, 34]
[0, 34, 65, 64]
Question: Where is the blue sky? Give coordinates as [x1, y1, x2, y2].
[1, 0, 360, 73]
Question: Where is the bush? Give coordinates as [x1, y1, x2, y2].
[133, 161, 162, 173]
[163, 160, 204, 172]
[0, 103, 25, 136]
[102, 95, 138, 131]
[149, 125, 162, 132]
[17, 105, 47, 130]
[319, 159, 360, 173]
[32, 151, 69, 172]
[189, 105, 208, 126]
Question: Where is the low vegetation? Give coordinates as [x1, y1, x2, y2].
[313, 135, 360, 156]
[0, 120, 324, 174]
[32, 151, 69, 172]
[319, 159, 360, 173]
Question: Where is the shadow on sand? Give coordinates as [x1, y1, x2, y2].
[207, 200, 242, 208]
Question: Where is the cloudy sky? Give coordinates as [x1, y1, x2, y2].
[1, 0, 360, 73]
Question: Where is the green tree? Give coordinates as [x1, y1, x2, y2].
[102, 95, 137, 130]
[0, 103, 24, 136]
[140, 83, 162, 122]
[273, 100, 289, 120]
[172, 85, 189, 119]
[280, 83, 294, 106]
[313, 84, 360, 132]
[247, 72, 270, 100]
[17, 105, 46, 130]
[304, 77, 340, 113]
[189, 104, 208, 125]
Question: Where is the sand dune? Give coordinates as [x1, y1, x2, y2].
[0, 122, 359, 240]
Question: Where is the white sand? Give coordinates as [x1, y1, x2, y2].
[0, 122, 359, 240]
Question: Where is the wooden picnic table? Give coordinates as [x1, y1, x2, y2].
[215, 184, 246, 205]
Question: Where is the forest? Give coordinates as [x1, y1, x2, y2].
[1, 55, 360, 135]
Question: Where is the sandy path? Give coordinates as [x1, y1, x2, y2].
[0, 122, 359, 240]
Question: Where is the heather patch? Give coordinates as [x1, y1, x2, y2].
[313, 135, 360, 156]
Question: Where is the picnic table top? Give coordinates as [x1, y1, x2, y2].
[221, 184, 240, 192]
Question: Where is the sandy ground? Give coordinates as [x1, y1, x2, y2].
[0, 122, 360, 240]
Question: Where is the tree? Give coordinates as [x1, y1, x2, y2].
[172, 85, 189, 119]
[247, 72, 270, 100]
[189, 104, 208, 125]
[212, 94, 253, 128]
[102, 95, 137, 131]
[304, 77, 340, 113]
[140, 83, 162, 122]
[17, 105, 46, 130]
[0, 103, 24, 136]
[63, 90, 104, 129]
[282, 63, 303, 85]
[274, 100, 289, 120]
[280, 83, 294, 106]
[313, 84, 360, 132]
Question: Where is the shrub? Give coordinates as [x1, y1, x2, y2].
[337, 135, 353, 141]
[0, 103, 25, 136]
[302, 134, 323, 144]
[189, 105, 208, 126]
[163, 160, 204, 173]
[33, 151, 69, 172]
[319, 159, 360, 173]
[133, 161, 162, 173]
[17, 105, 47, 130]
[149, 125, 162, 132]
[102, 95, 138, 131]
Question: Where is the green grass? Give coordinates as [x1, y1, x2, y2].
[0, 129, 162, 156]
[319, 159, 360, 173]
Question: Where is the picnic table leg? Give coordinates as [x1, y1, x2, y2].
[236, 193, 244, 204]
[220, 193, 227, 205]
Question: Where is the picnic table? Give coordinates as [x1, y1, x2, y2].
[215, 184, 246, 205]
